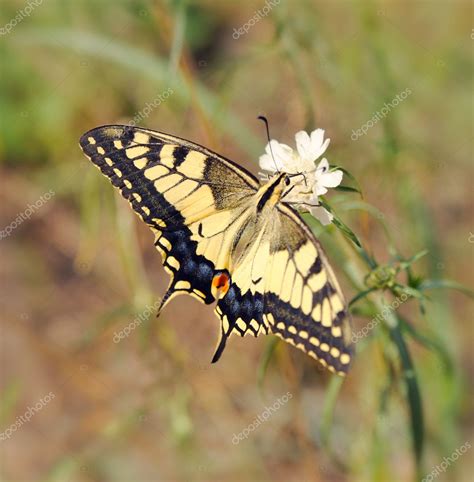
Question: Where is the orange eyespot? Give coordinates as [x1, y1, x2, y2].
[211, 272, 230, 300]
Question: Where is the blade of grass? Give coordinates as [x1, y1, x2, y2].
[168, 0, 187, 76]
[320, 375, 344, 447]
[349, 287, 377, 307]
[419, 279, 474, 298]
[389, 321, 424, 473]
[14, 29, 262, 155]
[398, 316, 454, 375]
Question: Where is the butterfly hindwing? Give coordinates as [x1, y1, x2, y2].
[264, 205, 352, 374]
[211, 202, 352, 374]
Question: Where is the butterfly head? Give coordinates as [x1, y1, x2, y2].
[283, 172, 309, 196]
[257, 172, 310, 212]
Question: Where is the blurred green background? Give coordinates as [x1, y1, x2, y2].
[0, 1, 473, 481]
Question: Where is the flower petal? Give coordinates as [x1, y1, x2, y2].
[313, 184, 328, 196]
[295, 130, 312, 162]
[272, 141, 294, 168]
[259, 140, 293, 172]
[309, 205, 334, 225]
[316, 158, 330, 173]
[311, 128, 324, 147]
[321, 169, 343, 188]
[310, 129, 330, 160]
[315, 158, 343, 189]
[259, 153, 277, 172]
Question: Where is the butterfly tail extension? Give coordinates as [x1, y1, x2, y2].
[210, 297, 233, 363]
[155, 282, 178, 318]
[211, 327, 228, 363]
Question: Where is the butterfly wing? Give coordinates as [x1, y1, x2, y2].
[266, 204, 353, 374]
[79, 125, 258, 306]
[214, 202, 353, 375]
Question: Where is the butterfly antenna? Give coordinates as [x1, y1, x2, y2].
[258, 115, 279, 173]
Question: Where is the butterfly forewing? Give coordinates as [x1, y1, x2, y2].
[80, 125, 258, 305]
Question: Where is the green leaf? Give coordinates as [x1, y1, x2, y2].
[333, 217, 362, 248]
[389, 323, 424, 468]
[393, 284, 427, 301]
[356, 245, 378, 269]
[306, 199, 362, 249]
[319, 199, 361, 248]
[334, 185, 362, 194]
[419, 279, 474, 298]
[337, 167, 363, 196]
[349, 287, 377, 307]
[398, 250, 429, 271]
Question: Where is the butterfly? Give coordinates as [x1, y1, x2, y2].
[79, 125, 353, 375]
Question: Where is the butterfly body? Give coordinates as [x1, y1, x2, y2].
[80, 125, 353, 375]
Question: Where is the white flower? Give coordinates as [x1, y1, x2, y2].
[259, 140, 298, 173]
[258, 128, 343, 225]
[295, 129, 330, 163]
